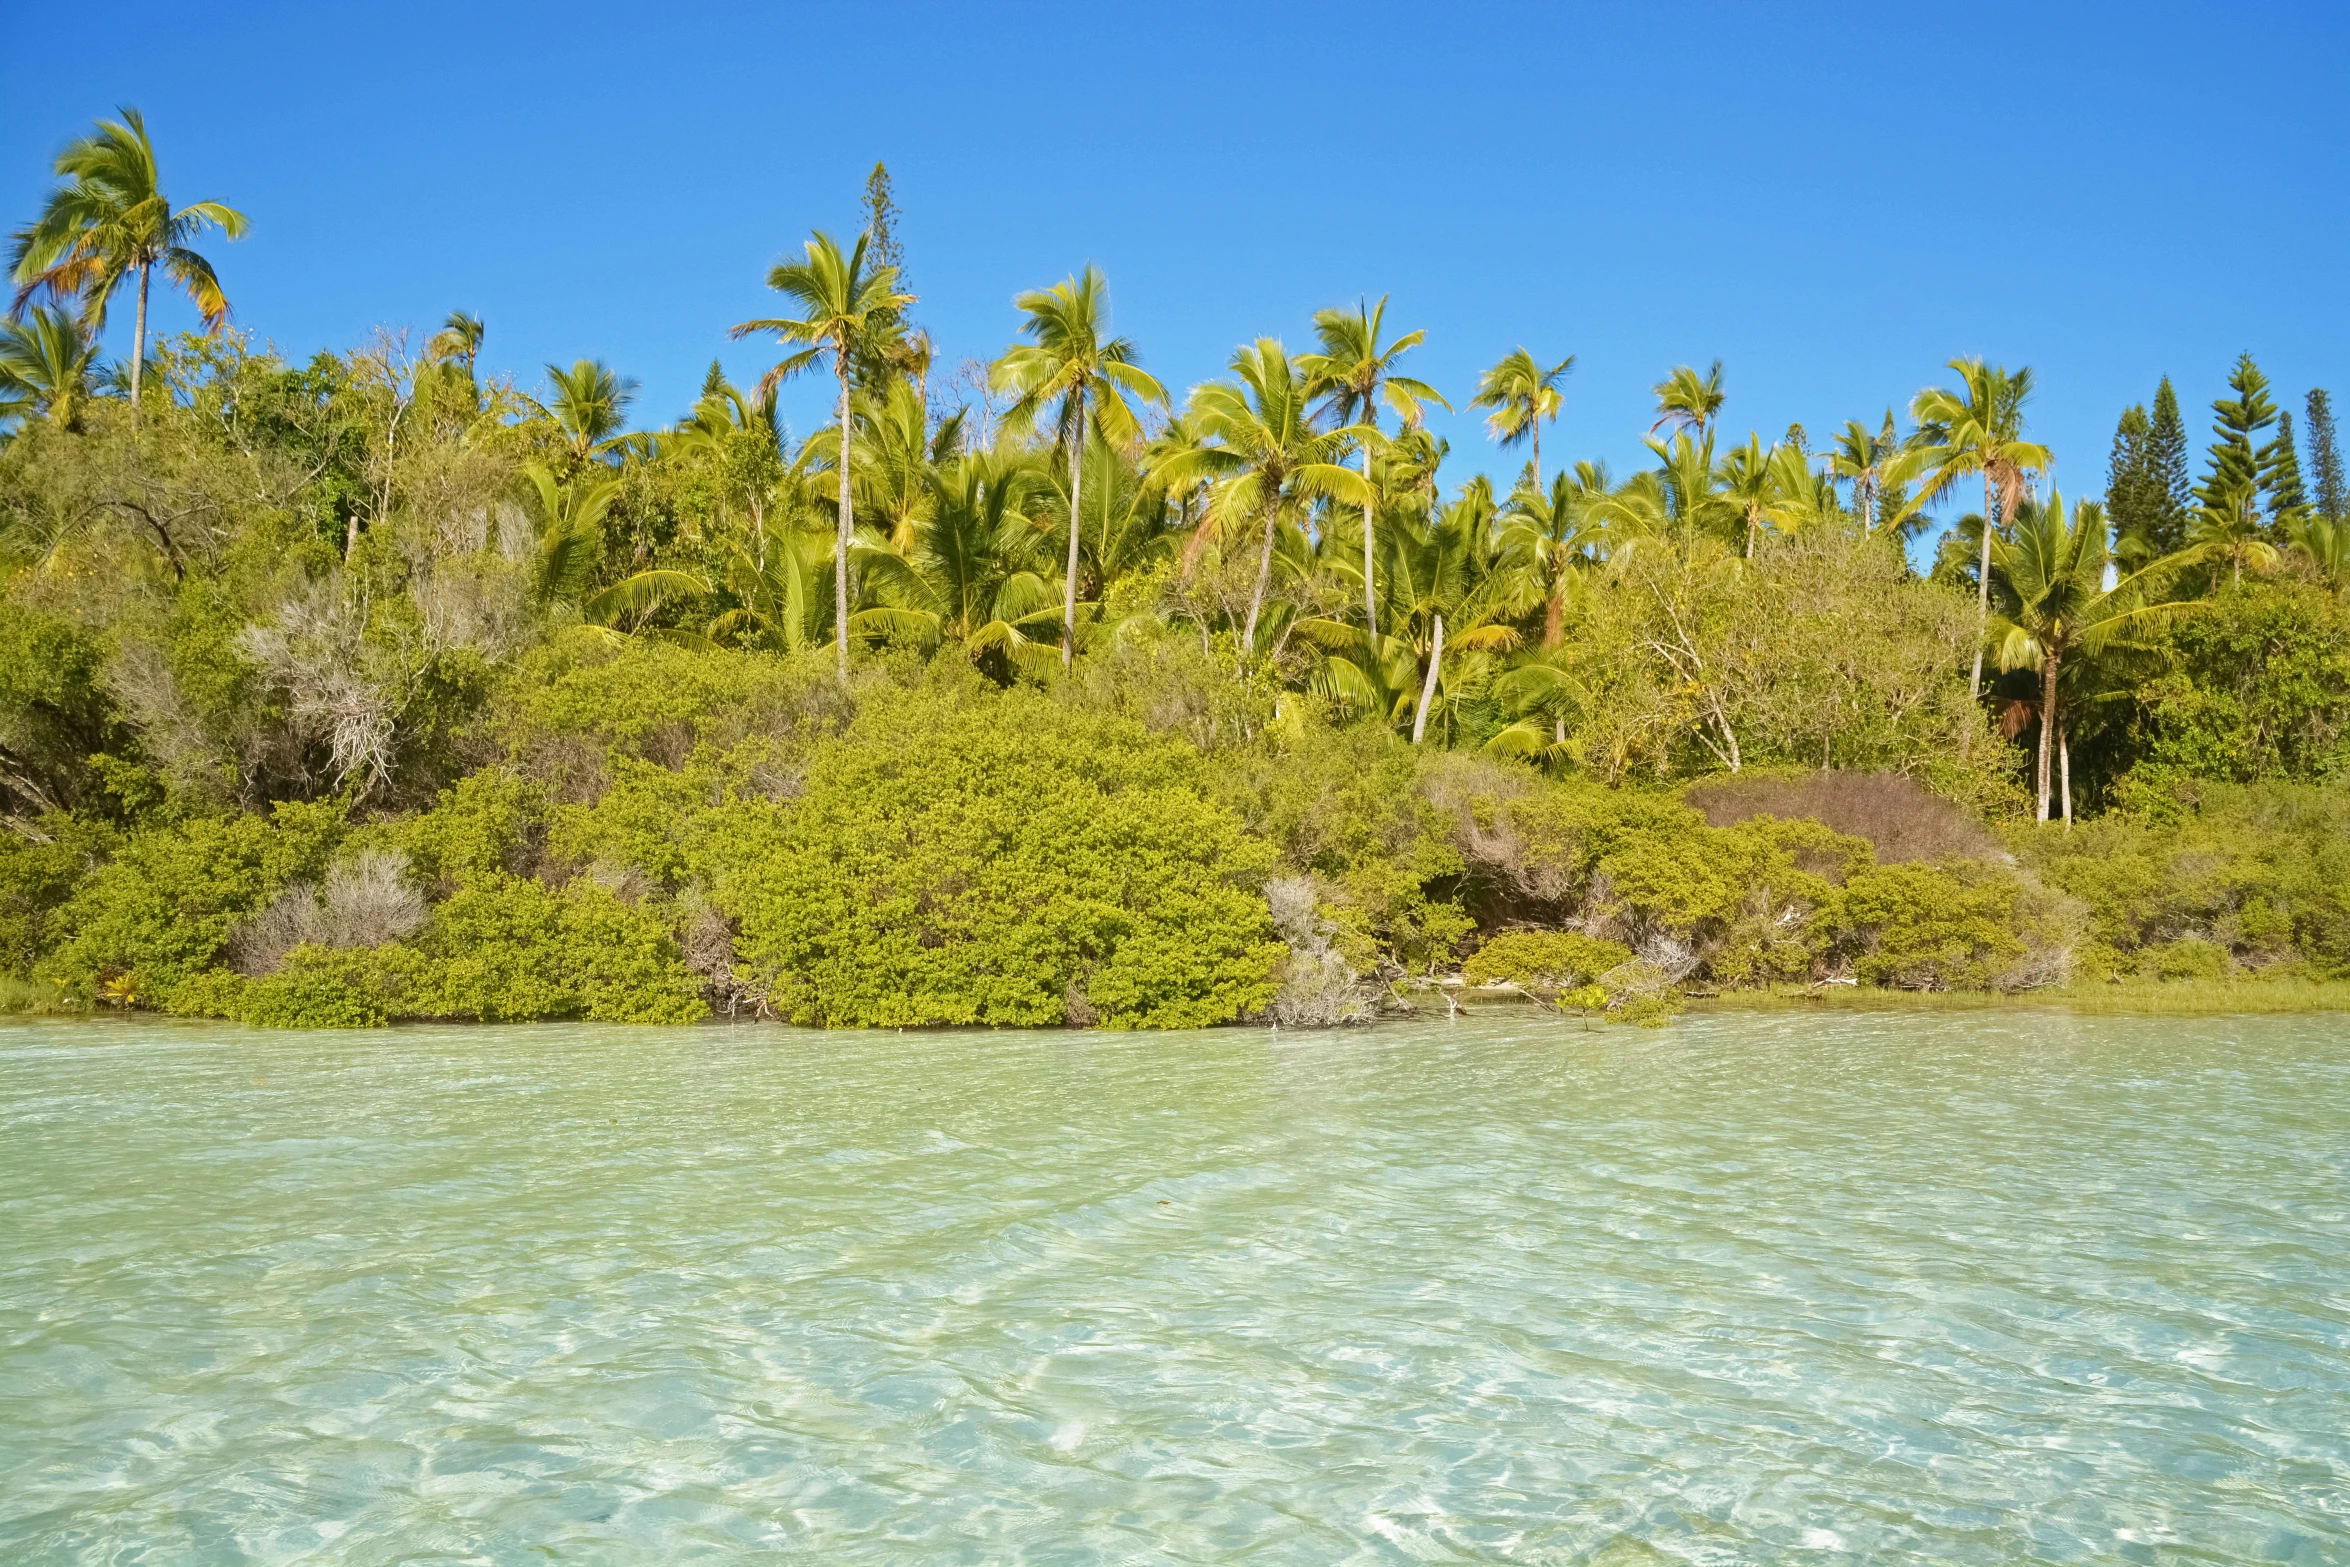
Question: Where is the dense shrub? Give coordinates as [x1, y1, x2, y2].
[723, 681, 1282, 1027]
[37, 801, 346, 1005]
[1462, 930, 1632, 990]
[1829, 862, 2025, 991]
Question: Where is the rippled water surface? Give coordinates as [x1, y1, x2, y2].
[4, 1011, 2348, 1563]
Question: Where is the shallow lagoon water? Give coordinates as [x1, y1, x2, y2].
[2, 1010, 2346, 1564]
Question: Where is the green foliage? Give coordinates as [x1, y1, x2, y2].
[1463, 930, 1631, 989]
[1830, 862, 2024, 991]
[36, 801, 344, 1004]
[0, 815, 118, 976]
[2126, 579, 2350, 788]
[723, 683, 1281, 1028]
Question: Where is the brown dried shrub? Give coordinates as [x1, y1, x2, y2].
[1684, 771, 2001, 864]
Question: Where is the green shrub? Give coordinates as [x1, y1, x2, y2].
[1463, 930, 1633, 990]
[2141, 936, 2231, 983]
[1831, 862, 2024, 990]
[401, 874, 704, 1023]
[725, 683, 1281, 1028]
[241, 951, 390, 1028]
[37, 801, 346, 1004]
[0, 815, 118, 976]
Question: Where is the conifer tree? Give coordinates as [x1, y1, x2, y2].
[2104, 403, 2163, 556]
[2146, 376, 2193, 553]
[2194, 353, 2279, 535]
[2264, 408, 2309, 523]
[849, 161, 918, 395]
[2306, 388, 2347, 521]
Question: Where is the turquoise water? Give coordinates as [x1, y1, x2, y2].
[2, 1011, 2346, 1563]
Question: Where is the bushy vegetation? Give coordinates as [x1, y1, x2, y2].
[5, 118, 2349, 1027]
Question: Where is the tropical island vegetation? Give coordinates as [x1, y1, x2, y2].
[4, 112, 2348, 1030]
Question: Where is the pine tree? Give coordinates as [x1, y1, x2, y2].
[2194, 353, 2279, 533]
[2306, 388, 2347, 521]
[2105, 403, 2164, 559]
[2147, 375, 2192, 553]
[2264, 408, 2309, 523]
[861, 162, 904, 285]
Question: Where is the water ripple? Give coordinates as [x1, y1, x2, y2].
[2, 1011, 2347, 1562]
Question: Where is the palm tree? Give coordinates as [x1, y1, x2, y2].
[7, 107, 246, 417]
[730, 230, 914, 681]
[0, 306, 103, 431]
[1827, 413, 1923, 534]
[1911, 359, 2053, 698]
[428, 312, 484, 379]
[1153, 340, 1371, 656]
[852, 451, 1069, 679]
[542, 359, 638, 464]
[2288, 513, 2349, 587]
[1472, 348, 1573, 488]
[2190, 474, 2279, 587]
[1499, 461, 1608, 648]
[1717, 435, 1810, 558]
[990, 266, 1167, 666]
[1300, 297, 1449, 638]
[1989, 494, 2199, 821]
[1650, 360, 1725, 438]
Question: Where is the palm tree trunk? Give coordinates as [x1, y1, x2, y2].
[1243, 506, 1277, 655]
[129, 261, 151, 420]
[1969, 468, 1995, 698]
[1362, 441, 1378, 637]
[2035, 650, 2058, 822]
[1062, 400, 1085, 668]
[2059, 723, 2073, 827]
[834, 365, 853, 683]
[1543, 558, 1564, 649]
[1411, 614, 1444, 744]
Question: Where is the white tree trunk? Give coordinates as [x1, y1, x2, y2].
[1970, 468, 1995, 698]
[835, 367, 853, 683]
[1063, 399, 1085, 667]
[1411, 614, 1444, 743]
[2060, 724, 2073, 827]
[1362, 441, 1378, 637]
[130, 262, 150, 420]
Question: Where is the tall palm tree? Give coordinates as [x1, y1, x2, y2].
[730, 230, 914, 681]
[1827, 412, 1923, 534]
[1472, 348, 1573, 489]
[990, 266, 1167, 666]
[7, 107, 246, 417]
[542, 359, 638, 464]
[428, 311, 484, 379]
[1988, 493, 2196, 822]
[1153, 340, 1370, 656]
[852, 451, 1070, 678]
[1911, 359, 2053, 698]
[1717, 435, 1806, 558]
[1650, 360, 1725, 438]
[1300, 296, 1449, 638]
[0, 306, 103, 432]
[1499, 461, 1609, 648]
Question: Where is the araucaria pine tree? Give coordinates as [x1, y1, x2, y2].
[2104, 403, 2164, 557]
[2194, 353, 2280, 535]
[2264, 408, 2309, 524]
[2305, 388, 2347, 521]
[2146, 376, 2193, 554]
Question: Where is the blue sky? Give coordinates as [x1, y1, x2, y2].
[6, 0, 2347, 546]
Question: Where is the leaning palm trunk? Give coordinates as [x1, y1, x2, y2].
[834, 366, 853, 682]
[1411, 614, 1444, 744]
[130, 262, 151, 418]
[1361, 443, 1378, 636]
[1970, 471, 1996, 698]
[2035, 649, 2059, 821]
[2060, 724, 2073, 826]
[1243, 506, 1277, 654]
[1062, 402, 1085, 667]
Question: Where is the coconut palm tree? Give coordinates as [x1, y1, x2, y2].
[730, 230, 914, 681]
[2288, 513, 2349, 586]
[1910, 359, 2053, 698]
[1499, 461, 1609, 648]
[1472, 348, 1573, 489]
[427, 312, 484, 379]
[1988, 492, 2197, 821]
[851, 451, 1069, 678]
[1650, 360, 1725, 438]
[0, 306, 103, 431]
[990, 266, 1166, 667]
[1153, 340, 1371, 656]
[7, 107, 246, 417]
[1300, 296, 1449, 638]
[1827, 413, 1923, 534]
[542, 359, 638, 465]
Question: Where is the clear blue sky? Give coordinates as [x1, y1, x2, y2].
[7, 0, 2347, 544]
